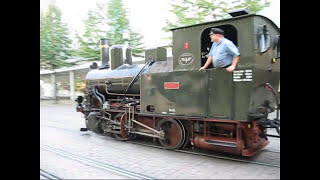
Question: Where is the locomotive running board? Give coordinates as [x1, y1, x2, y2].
[204, 140, 238, 148]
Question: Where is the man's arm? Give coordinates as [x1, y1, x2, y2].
[225, 41, 240, 72]
[199, 56, 212, 71]
[226, 56, 239, 72]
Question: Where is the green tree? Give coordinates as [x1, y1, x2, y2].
[75, 0, 144, 59]
[74, 3, 109, 61]
[106, 0, 144, 56]
[40, 3, 73, 69]
[164, 0, 270, 31]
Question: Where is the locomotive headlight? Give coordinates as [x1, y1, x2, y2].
[75, 96, 84, 104]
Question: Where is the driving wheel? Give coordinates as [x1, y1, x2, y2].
[113, 113, 134, 141]
[157, 118, 185, 149]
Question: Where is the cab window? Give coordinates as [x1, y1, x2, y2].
[257, 25, 270, 53]
[200, 25, 238, 68]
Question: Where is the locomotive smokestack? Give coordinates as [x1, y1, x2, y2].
[100, 38, 110, 69]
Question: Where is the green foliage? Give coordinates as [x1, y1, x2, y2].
[164, 0, 270, 31]
[106, 0, 128, 46]
[74, 4, 109, 61]
[128, 31, 144, 57]
[237, 0, 271, 13]
[106, 0, 144, 56]
[75, 0, 145, 59]
[59, 82, 70, 90]
[75, 77, 86, 92]
[40, 3, 74, 70]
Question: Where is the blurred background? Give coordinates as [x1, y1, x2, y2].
[40, 0, 279, 102]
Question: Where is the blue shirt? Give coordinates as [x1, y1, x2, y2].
[209, 37, 240, 68]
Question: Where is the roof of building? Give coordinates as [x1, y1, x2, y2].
[40, 56, 146, 75]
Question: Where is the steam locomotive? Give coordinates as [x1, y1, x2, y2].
[76, 10, 280, 156]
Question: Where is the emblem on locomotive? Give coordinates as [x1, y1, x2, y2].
[178, 53, 194, 66]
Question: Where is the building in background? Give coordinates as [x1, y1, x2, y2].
[40, 47, 172, 100]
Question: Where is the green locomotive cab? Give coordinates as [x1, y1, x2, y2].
[141, 13, 280, 121]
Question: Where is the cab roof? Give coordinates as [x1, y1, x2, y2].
[169, 14, 278, 31]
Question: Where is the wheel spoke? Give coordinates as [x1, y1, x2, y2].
[113, 113, 130, 141]
[157, 118, 185, 149]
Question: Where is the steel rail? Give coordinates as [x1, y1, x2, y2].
[40, 169, 61, 179]
[41, 125, 280, 168]
[40, 145, 155, 180]
[128, 141, 280, 168]
[261, 149, 280, 153]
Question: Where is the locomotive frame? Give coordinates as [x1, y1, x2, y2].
[76, 11, 280, 157]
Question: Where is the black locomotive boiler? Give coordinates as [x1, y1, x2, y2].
[76, 11, 280, 156]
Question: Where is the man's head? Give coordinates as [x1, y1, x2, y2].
[209, 28, 224, 43]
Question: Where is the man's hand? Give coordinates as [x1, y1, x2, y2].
[199, 66, 206, 71]
[226, 65, 235, 72]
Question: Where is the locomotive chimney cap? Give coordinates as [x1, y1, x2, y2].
[228, 7, 251, 17]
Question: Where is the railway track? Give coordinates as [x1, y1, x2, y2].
[128, 140, 280, 168]
[261, 149, 280, 154]
[41, 125, 280, 168]
[40, 144, 155, 179]
[40, 169, 60, 179]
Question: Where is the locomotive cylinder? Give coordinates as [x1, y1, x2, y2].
[193, 135, 243, 155]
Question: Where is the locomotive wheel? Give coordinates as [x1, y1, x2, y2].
[157, 118, 185, 149]
[113, 113, 134, 141]
[180, 121, 190, 149]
